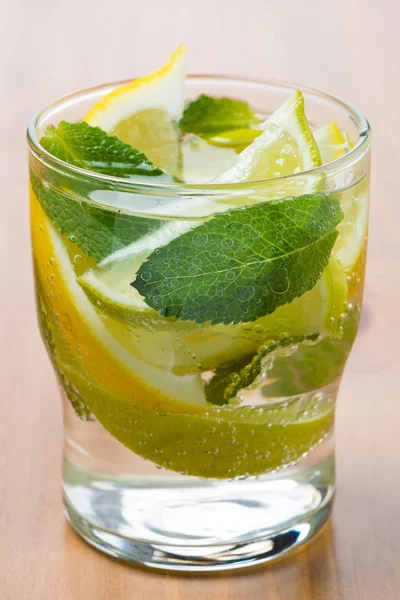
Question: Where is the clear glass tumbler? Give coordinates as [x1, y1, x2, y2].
[28, 77, 370, 571]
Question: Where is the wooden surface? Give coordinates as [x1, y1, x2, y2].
[1, 0, 399, 598]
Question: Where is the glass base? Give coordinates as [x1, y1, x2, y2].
[63, 455, 334, 571]
[65, 498, 332, 571]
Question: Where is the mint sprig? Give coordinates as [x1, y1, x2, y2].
[205, 334, 319, 405]
[180, 95, 259, 135]
[261, 307, 360, 397]
[207, 307, 359, 405]
[31, 121, 164, 262]
[133, 194, 343, 325]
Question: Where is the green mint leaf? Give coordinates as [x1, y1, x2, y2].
[133, 194, 343, 325]
[31, 173, 162, 263]
[205, 334, 319, 405]
[205, 305, 358, 405]
[31, 121, 166, 262]
[179, 94, 259, 135]
[41, 121, 163, 177]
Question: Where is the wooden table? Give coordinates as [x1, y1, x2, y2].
[1, 0, 399, 597]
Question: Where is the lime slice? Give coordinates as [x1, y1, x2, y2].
[249, 257, 348, 340]
[84, 46, 185, 176]
[213, 91, 321, 187]
[36, 257, 335, 479]
[79, 254, 156, 327]
[60, 362, 335, 478]
[314, 121, 368, 272]
[206, 128, 262, 153]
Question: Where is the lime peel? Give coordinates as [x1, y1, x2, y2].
[214, 91, 321, 184]
[60, 361, 335, 479]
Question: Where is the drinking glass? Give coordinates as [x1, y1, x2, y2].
[28, 76, 370, 571]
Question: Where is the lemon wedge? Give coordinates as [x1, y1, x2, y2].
[314, 121, 368, 272]
[84, 46, 186, 175]
[30, 187, 207, 412]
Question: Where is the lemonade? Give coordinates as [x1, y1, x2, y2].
[28, 47, 370, 569]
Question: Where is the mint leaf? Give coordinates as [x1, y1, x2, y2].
[133, 194, 343, 325]
[31, 173, 162, 262]
[41, 121, 162, 177]
[180, 95, 259, 135]
[205, 334, 319, 405]
[209, 307, 359, 405]
[31, 121, 165, 262]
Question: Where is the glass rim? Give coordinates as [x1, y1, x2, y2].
[27, 74, 371, 194]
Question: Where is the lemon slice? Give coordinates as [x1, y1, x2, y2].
[84, 46, 186, 175]
[31, 188, 207, 412]
[84, 45, 185, 127]
[314, 121, 368, 272]
[314, 120, 348, 164]
[335, 180, 368, 273]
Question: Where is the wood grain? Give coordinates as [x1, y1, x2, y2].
[1, 0, 399, 597]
